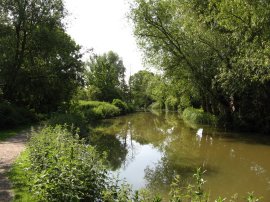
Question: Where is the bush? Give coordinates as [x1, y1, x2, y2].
[165, 96, 178, 111]
[178, 95, 191, 111]
[112, 99, 128, 114]
[75, 101, 120, 121]
[182, 107, 217, 126]
[23, 126, 108, 201]
[0, 102, 36, 129]
[93, 103, 120, 119]
[127, 103, 135, 113]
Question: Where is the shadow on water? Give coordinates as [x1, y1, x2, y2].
[89, 111, 270, 200]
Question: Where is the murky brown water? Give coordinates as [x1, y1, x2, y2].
[90, 111, 270, 201]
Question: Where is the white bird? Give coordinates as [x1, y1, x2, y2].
[196, 128, 203, 139]
[167, 126, 175, 134]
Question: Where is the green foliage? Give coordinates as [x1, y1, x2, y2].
[178, 95, 191, 112]
[112, 99, 129, 114]
[9, 151, 35, 201]
[20, 126, 108, 201]
[48, 113, 88, 135]
[75, 100, 121, 121]
[182, 107, 217, 126]
[11, 147, 260, 202]
[129, 70, 155, 108]
[246, 192, 261, 202]
[86, 51, 127, 102]
[0, 102, 36, 129]
[129, 0, 270, 133]
[149, 101, 163, 110]
[93, 104, 121, 119]
[165, 96, 178, 111]
[0, 0, 83, 113]
[75, 86, 102, 101]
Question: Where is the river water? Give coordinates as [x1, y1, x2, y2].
[90, 111, 270, 200]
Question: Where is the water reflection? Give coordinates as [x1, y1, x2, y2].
[90, 112, 270, 200]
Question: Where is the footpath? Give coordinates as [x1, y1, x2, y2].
[0, 130, 30, 202]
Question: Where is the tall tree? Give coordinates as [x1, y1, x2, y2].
[129, 70, 154, 108]
[0, 0, 83, 112]
[129, 0, 270, 132]
[86, 51, 127, 102]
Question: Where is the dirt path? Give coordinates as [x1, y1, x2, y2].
[0, 129, 31, 202]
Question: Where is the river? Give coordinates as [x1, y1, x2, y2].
[90, 111, 270, 200]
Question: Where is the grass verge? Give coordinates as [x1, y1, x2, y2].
[8, 151, 36, 202]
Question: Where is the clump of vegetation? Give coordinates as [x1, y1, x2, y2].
[182, 107, 217, 126]
[165, 96, 178, 111]
[112, 99, 129, 114]
[75, 100, 120, 121]
[0, 102, 37, 129]
[149, 101, 163, 110]
[92, 103, 120, 119]
[11, 126, 108, 201]
[48, 113, 88, 135]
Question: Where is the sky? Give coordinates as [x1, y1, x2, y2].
[64, 0, 145, 76]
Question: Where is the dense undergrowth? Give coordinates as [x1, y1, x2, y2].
[0, 102, 37, 129]
[182, 107, 218, 126]
[10, 125, 260, 202]
[47, 99, 133, 135]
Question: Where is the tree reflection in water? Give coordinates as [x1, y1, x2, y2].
[89, 111, 270, 200]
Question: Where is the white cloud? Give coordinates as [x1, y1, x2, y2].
[64, 0, 144, 76]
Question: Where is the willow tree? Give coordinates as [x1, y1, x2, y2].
[129, 0, 270, 132]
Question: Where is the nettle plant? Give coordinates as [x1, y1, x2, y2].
[27, 126, 108, 201]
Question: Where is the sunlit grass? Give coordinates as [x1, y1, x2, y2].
[8, 151, 36, 202]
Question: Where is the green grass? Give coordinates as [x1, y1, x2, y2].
[8, 151, 36, 202]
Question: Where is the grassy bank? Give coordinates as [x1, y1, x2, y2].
[182, 107, 218, 126]
[48, 100, 132, 135]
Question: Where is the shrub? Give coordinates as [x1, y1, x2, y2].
[93, 103, 120, 119]
[75, 101, 120, 121]
[165, 96, 178, 111]
[112, 99, 128, 114]
[0, 102, 36, 129]
[178, 95, 191, 111]
[25, 126, 108, 201]
[182, 107, 217, 126]
[127, 103, 135, 113]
